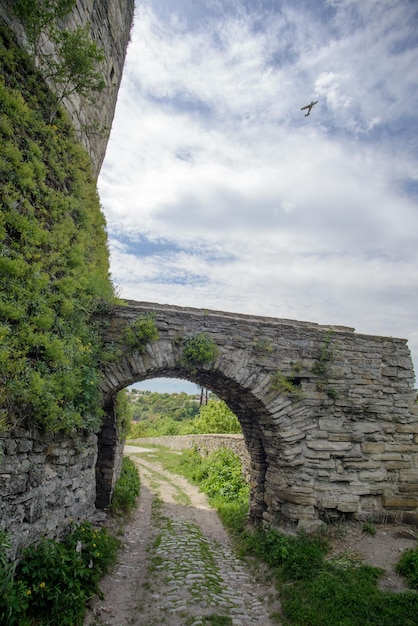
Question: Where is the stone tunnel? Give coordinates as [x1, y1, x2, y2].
[97, 300, 418, 531]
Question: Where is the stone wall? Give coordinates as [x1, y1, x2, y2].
[0, 429, 98, 558]
[130, 434, 251, 476]
[0, 0, 133, 554]
[0, 0, 134, 175]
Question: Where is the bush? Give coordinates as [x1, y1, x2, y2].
[123, 314, 159, 351]
[110, 456, 140, 514]
[396, 546, 418, 589]
[0, 531, 30, 625]
[16, 521, 120, 625]
[182, 333, 218, 373]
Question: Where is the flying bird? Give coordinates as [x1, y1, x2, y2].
[300, 100, 318, 116]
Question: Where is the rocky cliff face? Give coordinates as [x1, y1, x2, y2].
[0, 0, 135, 175]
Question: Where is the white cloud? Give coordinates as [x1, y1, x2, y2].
[99, 0, 418, 378]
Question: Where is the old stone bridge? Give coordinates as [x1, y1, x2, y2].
[97, 300, 418, 531]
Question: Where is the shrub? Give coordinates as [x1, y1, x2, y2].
[396, 546, 418, 589]
[110, 456, 140, 514]
[182, 333, 218, 373]
[16, 521, 120, 625]
[123, 314, 159, 351]
[0, 531, 30, 626]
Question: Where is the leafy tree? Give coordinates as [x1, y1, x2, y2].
[12, 0, 76, 60]
[192, 400, 241, 434]
[12, 0, 105, 122]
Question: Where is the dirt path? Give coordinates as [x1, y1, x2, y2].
[84, 446, 417, 625]
[84, 446, 281, 626]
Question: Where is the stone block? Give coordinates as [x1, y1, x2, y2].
[337, 496, 359, 513]
[307, 440, 352, 452]
[400, 469, 418, 482]
[385, 460, 413, 470]
[359, 470, 387, 482]
[276, 488, 315, 506]
[399, 484, 418, 493]
[382, 495, 418, 509]
[361, 442, 385, 454]
[396, 424, 418, 434]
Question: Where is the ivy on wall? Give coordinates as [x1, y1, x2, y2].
[0, 22, 115, 433]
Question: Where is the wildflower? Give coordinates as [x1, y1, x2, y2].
[39, 582, 46, 588]
[26, 589, 31, 596]
[75, 540, 82, 553]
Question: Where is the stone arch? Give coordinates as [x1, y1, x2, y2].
[96, 350, 272, 526]
[96, 301, 418, 530]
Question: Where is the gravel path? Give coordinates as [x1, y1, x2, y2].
[84, 446, 281, 626]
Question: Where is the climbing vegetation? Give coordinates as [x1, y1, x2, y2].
[0, 22, 115, 433]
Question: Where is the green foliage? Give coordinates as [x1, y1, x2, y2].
[0, 23, 114, 432]
[396, 546, 418, 589]
[123, 314, 159, 351]
[0, 531, 30, 625]
[114, 389, 132, 439]
[128, 392, 241, 438]
[326, 386, 339, 400]
[270, 371, 304, 398]
[12, 0, 105, 123]
[179, 446, 249, 504]
[252, 338, 273, 354]
[362, 521, 376, 536]
[280, 562, 418, 626]
[12, 0, 76, 58]
[110, 456, 140, 515]
[192, 399, 241, 434]
[239, 528, 290, 567]
[146, 445, 250, 534]
[0, 522, 120, 626]
[312, 329, 335, 376]
[182, 333, 218, 373]
[45, 25, 106, 122]
[236, 522, 418, 625]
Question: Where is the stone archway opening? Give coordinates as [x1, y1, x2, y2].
[95, 371, 270, 528]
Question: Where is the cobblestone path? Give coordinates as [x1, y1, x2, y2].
[84, 446, 281, 626]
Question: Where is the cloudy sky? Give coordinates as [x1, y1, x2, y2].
[98, 0, 418, 388]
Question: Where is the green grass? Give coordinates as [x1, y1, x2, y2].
[150, 445, 418, 626]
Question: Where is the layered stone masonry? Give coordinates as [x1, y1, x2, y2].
[99, 300, 418, 531]
[0, 429, 97, 558]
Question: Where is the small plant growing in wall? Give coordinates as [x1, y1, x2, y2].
[123, 314, 159, 352]
[326, 387, 339, 400]
[270, 371, 304, 398]
[252, 338, 273, 354]
[182, 333, 218, 373]
[312, 329, 335, 376]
